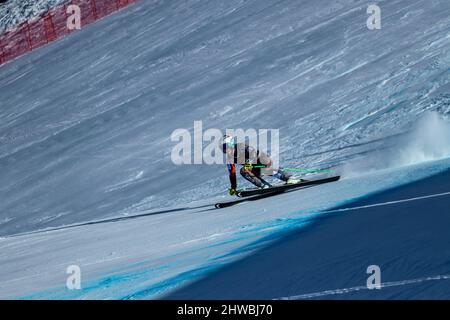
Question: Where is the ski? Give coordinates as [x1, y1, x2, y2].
[215, 189, 287, 209]
[236, 175, 341, 198]
[214, 175, 341, 208]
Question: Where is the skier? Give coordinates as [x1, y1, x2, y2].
[221, 135, 299, 196]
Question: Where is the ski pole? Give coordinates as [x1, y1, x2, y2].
[251, 165, 335, 173]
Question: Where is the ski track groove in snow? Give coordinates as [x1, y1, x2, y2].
[277, 274, 450, 300]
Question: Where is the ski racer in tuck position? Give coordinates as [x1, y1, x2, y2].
[220, 135, 299, 196]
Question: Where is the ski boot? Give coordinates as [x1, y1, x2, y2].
[273, 168, 300, 184]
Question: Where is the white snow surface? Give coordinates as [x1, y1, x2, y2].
[0, 0, 450, 299]
[0, 0, 70, 33]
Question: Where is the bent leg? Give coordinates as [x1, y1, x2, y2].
[257, 153, 292, 182]
[240, 167, 268, 188]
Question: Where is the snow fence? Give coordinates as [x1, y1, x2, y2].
[0, 0, 136, 66]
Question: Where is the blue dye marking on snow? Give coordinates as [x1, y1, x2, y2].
[18, 159, 450, 300]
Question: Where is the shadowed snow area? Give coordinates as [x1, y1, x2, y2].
[167, 164, 450, 300]
[1, 158, 449, 299]
[0, 0, 450, 299]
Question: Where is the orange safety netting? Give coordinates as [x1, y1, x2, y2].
[0, 0, 135, 65]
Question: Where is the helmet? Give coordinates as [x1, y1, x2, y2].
[221, 135, 236, 153]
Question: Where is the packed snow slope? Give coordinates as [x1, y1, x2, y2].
[1, 0, 450, 236]
[0, 0, 450, 300]
[0, 0, 70, 33]
[1, 159, 449, 299]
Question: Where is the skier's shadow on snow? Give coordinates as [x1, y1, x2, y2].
[3, 205, 213, 238]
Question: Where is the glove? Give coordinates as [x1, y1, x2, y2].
[229, 188, 237, 196]
[244, 162, 253, 171]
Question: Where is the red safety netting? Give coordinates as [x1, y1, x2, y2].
[0, 0, 136, 66]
